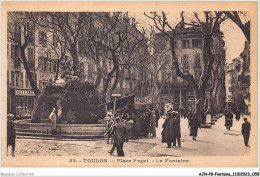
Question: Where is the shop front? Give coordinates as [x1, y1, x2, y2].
[13, 89, 36, 118]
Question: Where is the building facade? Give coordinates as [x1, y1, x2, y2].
[154, 26, 225, 111]
[7, 12, 146, 117]
[225, 41, 250, 114]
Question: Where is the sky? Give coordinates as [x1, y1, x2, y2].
[129, 12, 247, 64]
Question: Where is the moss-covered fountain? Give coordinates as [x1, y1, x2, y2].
[14, 75, 107, 138]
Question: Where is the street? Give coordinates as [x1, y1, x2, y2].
[12, 115, 250, 157]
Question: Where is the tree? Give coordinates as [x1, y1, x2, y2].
[224, 11, 250, 42]
[145, 12, 226, 121]
[7, 12, 41, 97]
[39, 12, 90, 76]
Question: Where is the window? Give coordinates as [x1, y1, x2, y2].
[7, 44, 9, 58]
[192, 39, 202, 48]
[15, 71, 20, 87]
[20, 72, 24, 88]
[7, 70, 9, 85]
[26, 74, 30, 88]
[28, 48, 34, 61]
[28, 48, 34, 69]
[12, 45, 20, 68]
[11, 44, 16, 59]
[39, 31, 46, 46]
[194, 54, 201, 69]
[14, 22, 21, 43]
[11, 71, 15, 86]
[182, 39, 190, 49]
[182, 54, 189, 70]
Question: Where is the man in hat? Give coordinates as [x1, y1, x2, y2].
[7, 114, 16, 157]
[110, 117, 128, 156]
[172, 111, 181, 147]
[241, 118, 251, 147]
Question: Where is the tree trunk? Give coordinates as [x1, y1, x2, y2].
[94, 46, 103, 89]
[120, 68, 125, 97]
[70, 43, 79, 76]
[20, 45, 40, 97]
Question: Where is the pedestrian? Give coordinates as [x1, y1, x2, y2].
[133, 113, 142, 139]
[235, 108, 241, 121]
[189, 115, 201, 140]
[225, 109, 233, 130]
[7, 114, 16, 157]
[110, 117, 128, 156]
[150, 111, 156, 138]
[187, 108, 194, 121]
[162, 112, 175, 148]
[173, 112, 181, 147]
[49, 108, 57, 135]
[241, 118, 251, 147]
[106, 116, 115, 144]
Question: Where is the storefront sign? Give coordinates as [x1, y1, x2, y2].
[134, 96, 153, 105]
[15, 89, 35, 96]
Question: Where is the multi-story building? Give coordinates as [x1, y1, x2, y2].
[7, 12, 147, 117]
[154, 26, 225, 110]
[225, 41, 250, 114]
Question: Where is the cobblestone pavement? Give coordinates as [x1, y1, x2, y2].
[10, 115, 250, 157]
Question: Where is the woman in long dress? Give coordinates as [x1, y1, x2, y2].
[49, 108, 57, 135]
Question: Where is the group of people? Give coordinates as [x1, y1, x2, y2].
[161, 111, 181, 148]
[105, 108, 162, 156]
[6, 105, 251, 158]
[106, 108, 162, 141]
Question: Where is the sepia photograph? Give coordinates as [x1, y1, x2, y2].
[1, 1, 258, 169]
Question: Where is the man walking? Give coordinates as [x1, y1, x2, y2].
[173, 112, 181, 147]
[162, 111, 175, 148]
[7, 114, 16, 157]
[110, 117, 128, 156]
[241, 118, 251, 147]
[225, 109, 233, 130]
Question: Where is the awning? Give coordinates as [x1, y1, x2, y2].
[98, 95, 135, 110]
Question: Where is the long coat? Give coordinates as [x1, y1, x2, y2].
[7, 120, 16, 146]
[235, 110, 240, 120]
[111, 123, 128, 144]
[173, 118, 181, 138]
[225, 112, 233, 127]
[49, 112, 57, 130]
[242, 121, 251, 136]
[162, 117, 175, 143]
[134, 115, 142, 136]
[189, 118, 200, 137]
